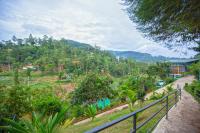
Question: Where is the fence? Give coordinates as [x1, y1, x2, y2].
[86, 89, 181, 133]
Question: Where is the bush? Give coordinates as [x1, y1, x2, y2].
[0, 107, 70, 133]
[167, 85, 173, 92]
[0, 85, 33, 122]
[84, 104, 97, 120]
[185, 81, 200, 102]
[188, 62, 200, 80]
[71, 73, 113, 105]
[30, 84, 64, 115]
[33, 95, 63, 115]
[149, 92, 165, 100]
[165, 77, 175, 84]
[69, 105, 85, 118]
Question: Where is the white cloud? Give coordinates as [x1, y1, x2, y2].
[0, 0, 196, 58]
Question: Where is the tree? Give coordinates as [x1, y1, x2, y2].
[7, 85, 32, 118]
[26, 68, 32, 86]
[28, 34, 35, 45]
[193, 42, 200, 57]
[137, 88, 146, 106]
[13, 68, 19, 85]
[189, 62, 200, 80]
[12, 36, 17, 44]
[71, 73, 113, 105]
[123, 0, 200, 47]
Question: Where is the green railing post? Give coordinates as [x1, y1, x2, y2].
[133, 114, 136, 133]
[175, 91, 177, 107]
[166, 95, 168, 120]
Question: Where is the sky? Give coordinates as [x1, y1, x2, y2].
[0, 0, 196, 58]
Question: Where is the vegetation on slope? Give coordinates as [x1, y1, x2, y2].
[0, 35, 175, 132]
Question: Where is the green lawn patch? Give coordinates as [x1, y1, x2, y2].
[65, 95, 176, 133]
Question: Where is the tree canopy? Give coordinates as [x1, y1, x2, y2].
[123, 0, 200, 48]
[71, 73, 114, 105]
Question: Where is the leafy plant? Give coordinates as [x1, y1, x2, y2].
[185, 81, 200, 102]
[0, 107, 72, 133]
[8, 85, 32, 118]
[167, 85, 173, 92]
[127, 90, 137, 112]
[84, 105, 97, 120]
[32, 95, 62, 115]
[188, 62, 200, 80]
[149, 92, 165, 100]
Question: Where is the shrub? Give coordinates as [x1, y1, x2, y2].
[33, 95, 63, 115]
[0, 107, 71, 133]
[165, 77, 175, 84]
[149, 92, 165, 100]
[6, 85, 32, 118]
[70, 105, 85, 118]
[71, 73, 113, 105]
[185, 81, 200, 102]
[188, 62, 200, 80]
[167, 85, 173, 92]
[58, 71, 64, 80]
[84, 104, 97, 120]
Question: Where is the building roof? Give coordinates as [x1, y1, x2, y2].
[168, 58, 199, 64]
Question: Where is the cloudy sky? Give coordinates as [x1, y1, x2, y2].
[0, 0, 196, 58]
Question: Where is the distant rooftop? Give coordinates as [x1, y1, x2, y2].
[168, 58, 199, 64]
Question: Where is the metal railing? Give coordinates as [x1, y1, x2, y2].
[86, 89, 181, 133]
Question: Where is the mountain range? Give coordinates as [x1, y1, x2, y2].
[64, 39, 184, 62]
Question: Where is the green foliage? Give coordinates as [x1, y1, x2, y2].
[185, 81, 200, 102]
[126, 90, 137, 104]
[33, 95, 62, 115]
[0, 107, 71, 133]
[118, 75, 154, 104]
[0, 85, 32, 119]
[165, 77, 175, 84]
[146, 63, 170, 79]
[0, 84, 10, 118]
[13, 68, 20, 85]
[188, 62, 200, 80]
[71, 73, 114, 105]
[84, 105, 97, 120]
[126, 90, 137, 112]
[136, 88, 146, 102]
[149, 92, 165, 100]
[26, 68, 32, 78]
[166, 85, 173, 92]
[123, 0, 200, 46]
[69, 105, 85, 118]
[58, 71, 64, 80]
[0, 35, 138, 78]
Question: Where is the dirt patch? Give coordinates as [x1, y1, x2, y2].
[60, 83, 76, 93]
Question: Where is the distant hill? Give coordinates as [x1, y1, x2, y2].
[63, 39, 93, 49]
[62, 39, 184, 62]
[109, 50, 184, 62]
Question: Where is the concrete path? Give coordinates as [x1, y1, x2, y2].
[153, 76, 200, 133]
[74, 76, 198, 126]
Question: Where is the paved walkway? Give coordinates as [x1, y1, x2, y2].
[153, 76, 200, 133]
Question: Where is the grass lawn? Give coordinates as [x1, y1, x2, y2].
[65, 94, 177, 133]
